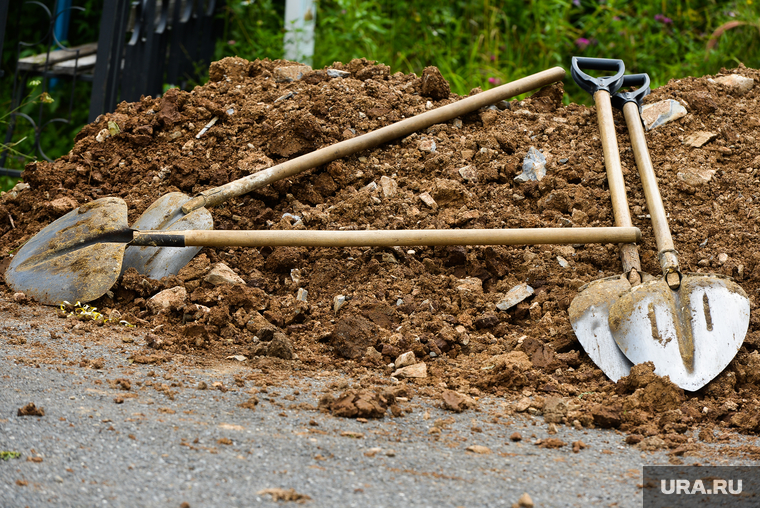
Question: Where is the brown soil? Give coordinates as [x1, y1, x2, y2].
[2, 57, 760, 453]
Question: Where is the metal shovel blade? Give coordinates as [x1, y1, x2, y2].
[569, 275, 634, 382]
[121, 192, 213, 280]
[608, 274, 750, 391]
[5, 197, 130, 305]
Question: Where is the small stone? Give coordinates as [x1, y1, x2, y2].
[465, 445, 491, 454]
[497, 283, 534, 311]
[12, 292, 27, 303]
[48, 197, 78, 215]
[392, 362, 427, 379]
[677, 167, 715, 186]
[364, 347, 382, 362]
[547, 423, 558, 435]
[635, 436, 667, 451]
[147, 286, 187, 314]
[557, 256, 569, 268]
[273, 65, 312, 82]
[510, 432, 523, 442]
[379, 176, 398, 198]
[395, 351, 417, 369]
[572, 440, 587, 453]
[684, 131, 717, 148]
[419, 192, 437, 209]
[641, 100, 687, 130]
[458, 165, 478, 182]
[95, 129, 110, 142]
[517, 493, 534, 508]
[718, 253, 729, 264]
[385, 449, 396, 457]
[17, 402, 44, 417]
[266, 332, 295, 360]
[333, 295, 347, 313]
[296, 288, 308, 302]
[515, 147, 546, 182]
[326, 69, 350, 79]
[713, 74, 754, 95]
[182, 139, 194, 151]
[573, 420, 583, 430]
[418, 139, 436, 153]
[514, 397, 532, 413]
[204, 263, 245, 286]
[441, 390, 476, 413]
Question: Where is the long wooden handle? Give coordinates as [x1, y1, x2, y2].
[594, 90, 642, 277]
[181, 67, 567, 214]
[622, 101, 680, 282]
[131, 226, 641, 248]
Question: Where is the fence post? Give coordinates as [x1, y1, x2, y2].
[283, 0, 316, 66]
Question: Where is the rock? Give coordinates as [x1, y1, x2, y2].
[392, 362, 427, 379]
[458, 165, 478, 182]
[547, 423, 558, 434]
[474, 312, 499, 329]
[364, 347, 382, 362]
[326, 69, 350, 79]
[590, 403, 622, 428]
[683, 130, 717, 148]
[296, 288, 308, 302]
[713, 74, 754, 95]
[204, 263, 246, 286]
[517, 492, 534, 508]
[635, 436, 667, 451]
[510, 432, 523, 442]
[641, 100, 687, 130]
[514, 397, 532, 412]
[96, 129, 110, 142]
[515, 147, 546, 182]
[677, 167, 715, 186]
[420, 66, 450, 100]
[557, 256, 569, 268]
[718, 253, 729, 264]
[395, 351, 417, 369]
[432, 178, 468, 205]
[496, 283, 534, 311]
[465, 445, 491, 454]
[418, 139, 436, 153]
[536, 438, 566, 449]
[543, 397, 568, 424]
[379, 176, 398, 198]
[147, 286, 187, 314]
[319, 388, 393, 419]
[12, 292, 26, 303]
[266, 332, 295, 360]
[245, 312, 279, 341]
[273, 65, 312, 82]
[419, 192, 437, 210]
[48, 197, 78, 214]
[264, 247, 302, 272]
[457, 277, 483, 308]
[441, 390, 476, 412]
[333, 294, 347, 313]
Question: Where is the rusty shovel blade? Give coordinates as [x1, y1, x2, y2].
[608, 273, 750, 391]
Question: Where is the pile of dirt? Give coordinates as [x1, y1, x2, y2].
[2, 56, 760, 451]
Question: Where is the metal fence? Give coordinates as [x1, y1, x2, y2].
[1, 0, 224, 175]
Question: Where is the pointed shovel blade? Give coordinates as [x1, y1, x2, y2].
[121, 192, 213, 279]
[569, 275, 634, 382]
[608, 274, 749, 391]
[5, 197, 130, 305]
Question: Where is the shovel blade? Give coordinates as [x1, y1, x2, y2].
[5, 197, 129, 305]
[121, 192, 213, 279]
[569, 275, 634, 382]
[609, 274, 749, 391]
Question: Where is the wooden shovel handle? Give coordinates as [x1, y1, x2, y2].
[181, 67, 567, 214]
[594, 90, 642, 277]
[131, 226, 641, 248]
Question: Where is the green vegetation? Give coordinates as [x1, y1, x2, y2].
[217, 0, 760, 103]
[0, 451, 21, 460]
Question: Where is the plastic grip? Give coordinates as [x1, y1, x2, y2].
[611, 73, 651, 111]
[571, 56, 625, 96]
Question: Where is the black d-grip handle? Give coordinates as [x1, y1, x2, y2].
[571, 57, 625, 96]
[611, 73, 651, 111]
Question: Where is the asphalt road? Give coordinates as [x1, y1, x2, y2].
[1, 300, 757, 508]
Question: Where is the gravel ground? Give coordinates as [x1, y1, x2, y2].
[1, 301, 758, 508]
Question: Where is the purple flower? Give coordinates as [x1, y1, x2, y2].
[575, 37, 590, 50]
[654, 13, 673, 24]
[573, 0, 580, 6]
[488, 77, 502, 85]
[613, 16, 621, 21]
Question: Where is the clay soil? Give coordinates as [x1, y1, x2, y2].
[2, 57, 760, 458]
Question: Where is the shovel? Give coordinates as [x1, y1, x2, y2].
[608, 73, 750, 391]
[4, 195, 641, 305]
[122, 67, 568, 279]
[567, 57, 647, 382]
